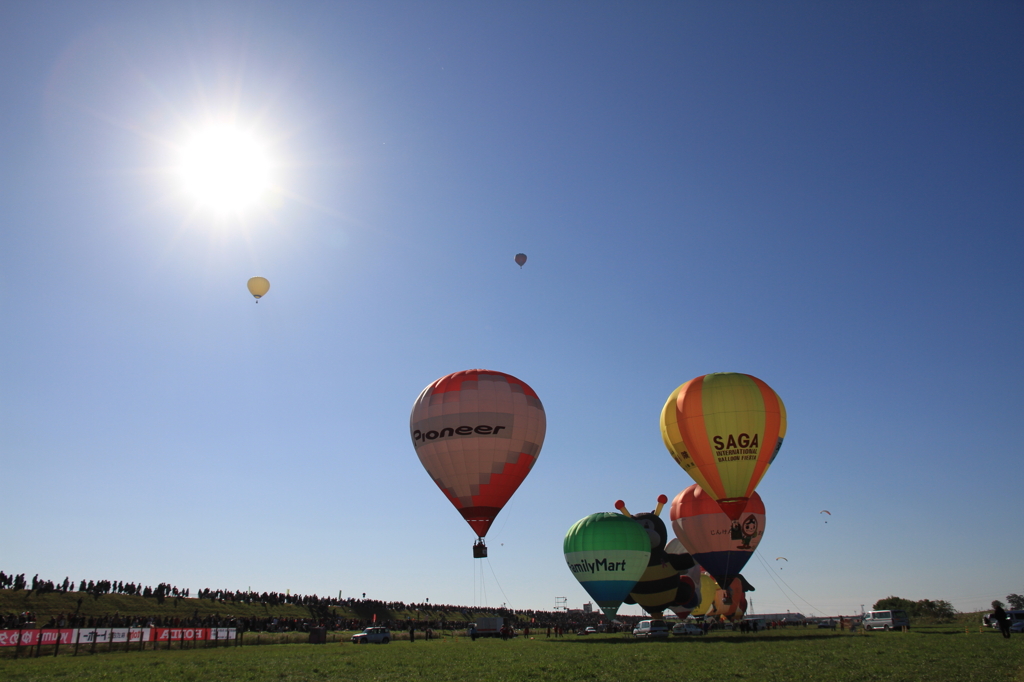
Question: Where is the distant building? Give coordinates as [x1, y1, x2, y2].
[745, 613, 805, 623]
[583, 602, 593, 614]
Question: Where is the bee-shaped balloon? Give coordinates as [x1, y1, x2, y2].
[615, 494, 697, 617]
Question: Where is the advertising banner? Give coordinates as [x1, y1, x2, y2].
[0, 627, 238, 647]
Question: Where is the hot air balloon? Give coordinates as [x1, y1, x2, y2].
[247, 276, 270, 302]
[670, 484, 764, 591]
[615, 495, 696, 617]
[660, 373, 787, 520]
[410, 370, 545, 557]
[706, 575, 751, 622]
[691, 572, 719, 617]
[514, 253, 527, 268]
[563, 513, 651, 619]
[666, 538, 703, 620]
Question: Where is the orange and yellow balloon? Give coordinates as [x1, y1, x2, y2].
[660, 373, 786, 520]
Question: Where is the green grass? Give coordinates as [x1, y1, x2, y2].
[1, 626, 1021, 682]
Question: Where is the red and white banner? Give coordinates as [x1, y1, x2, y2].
[0, 628, 236, 647]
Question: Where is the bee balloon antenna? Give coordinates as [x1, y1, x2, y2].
[614, 500, 632, 517]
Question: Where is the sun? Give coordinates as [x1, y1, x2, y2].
[177, 124, 273, 214]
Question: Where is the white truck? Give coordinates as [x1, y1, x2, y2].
[468, 617, 504, 637]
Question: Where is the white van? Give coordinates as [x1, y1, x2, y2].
[862, 610, 910, 631]
[632, 619, 669, 639]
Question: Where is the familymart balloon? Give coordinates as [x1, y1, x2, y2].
[410, 370, 545, 557]
[564, 513, 651, 619]
[660, 373, 786, 520]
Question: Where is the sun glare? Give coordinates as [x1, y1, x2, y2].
[177, 125, 272, 214]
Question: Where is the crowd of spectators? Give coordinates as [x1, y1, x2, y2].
[0, 572, 186, 603]
[0, 570, 629, 635]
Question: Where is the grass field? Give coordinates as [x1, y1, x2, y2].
[0, 626, 1021, 682]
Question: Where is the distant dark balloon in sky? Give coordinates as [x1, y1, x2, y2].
[515, 253, 527, 268]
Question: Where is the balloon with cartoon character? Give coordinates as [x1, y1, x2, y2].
[670, 484, 764, 592]
[706, 575, 753, 622]
[614, 495, 697, 617]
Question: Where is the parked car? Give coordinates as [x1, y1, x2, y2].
[584, 627, 597, 634]
[1010, 620, 1024, 634]
[351, 627, 391, 644]
[633, 619, 670, 639]
[817, 620, 836, 629]
[672, 623, 704, 636]
[985, 610, 1024, 630]
[862, 610, 910, 631]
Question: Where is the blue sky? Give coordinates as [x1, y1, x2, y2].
[1, 1, 1021, 618]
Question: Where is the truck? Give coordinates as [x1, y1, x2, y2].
[468, 617, 504, 637]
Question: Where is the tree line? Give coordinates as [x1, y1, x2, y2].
[871, 596, 963, 620]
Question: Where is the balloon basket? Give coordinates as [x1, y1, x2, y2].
[473, 540, 488, 558]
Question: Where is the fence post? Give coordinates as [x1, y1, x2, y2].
[91, 628, 97, 655]
[54, 628, 62, 657]
[35, 629, 43, 658]
[14, 625, 22, 659]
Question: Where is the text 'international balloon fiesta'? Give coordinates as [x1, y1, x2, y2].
[670, 484, 764, 591]
[660, 372, 787, 520]
[563, 513, 651, 619]
[410, 370, 545, 557]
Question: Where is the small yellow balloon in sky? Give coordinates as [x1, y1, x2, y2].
[247, 276, 270, 302]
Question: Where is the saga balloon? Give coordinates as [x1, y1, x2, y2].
[670, 484, 764, 591]
[247, 276, 270, 302]
[563, 512, 650, 619]
[410, 370, 545, 556]
[660, 372, 786, 520]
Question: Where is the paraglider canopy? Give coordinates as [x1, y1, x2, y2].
[247, 276, 270, 302]
[514, 253, 527, 268]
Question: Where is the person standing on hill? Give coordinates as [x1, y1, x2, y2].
[993, 602, 1011, 639]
